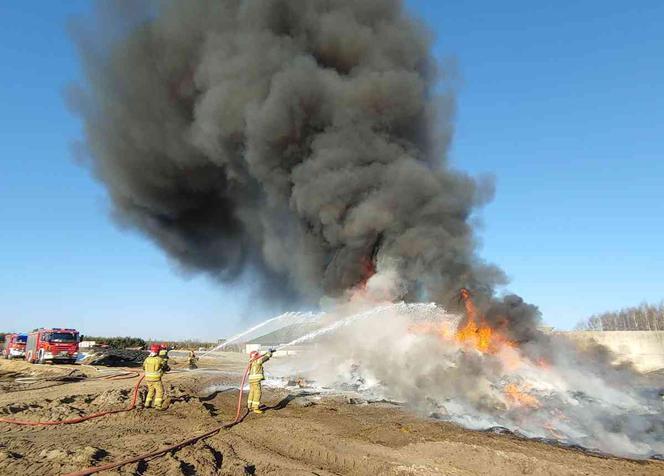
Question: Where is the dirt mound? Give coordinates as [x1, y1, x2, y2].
[0, 364, 87, 394]
[0, 387, 133, 423]
[38, 446, 107, 465]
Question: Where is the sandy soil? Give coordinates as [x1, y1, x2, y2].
[0, 357, 662, 476]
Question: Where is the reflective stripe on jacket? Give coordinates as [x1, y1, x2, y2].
[248, 351, 272, 382]
[144, 355, 167, 382]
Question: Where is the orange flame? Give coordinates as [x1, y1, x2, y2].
[407, 288, 521, 359]
[504, 383, 540, 409]
[455, 289, 516, 353]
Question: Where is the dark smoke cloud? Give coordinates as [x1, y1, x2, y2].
[70, 0, 506, 305]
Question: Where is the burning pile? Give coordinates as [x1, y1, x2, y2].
[271, 294, 664, 460]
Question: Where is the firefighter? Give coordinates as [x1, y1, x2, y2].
[159, 345, 170, 375]
[188, 350, 198, 370]
[247, 348, 275, 414]
[144, 344, 168, 409]
[158, 345, 170, 369]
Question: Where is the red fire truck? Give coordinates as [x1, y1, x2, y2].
[25, 328, 80, 364]
[2, 333, 28, 359]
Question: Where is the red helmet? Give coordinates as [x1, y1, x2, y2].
[150, 344, 160, 354]
[249, 350, 260, 360]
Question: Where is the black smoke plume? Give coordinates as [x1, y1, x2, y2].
[70, 0, 505, 306]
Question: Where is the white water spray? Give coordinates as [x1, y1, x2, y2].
[277, 302, 455, 350]
[200, 311, 322, 357]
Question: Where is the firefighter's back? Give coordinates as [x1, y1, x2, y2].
[143, 355, 164, 381]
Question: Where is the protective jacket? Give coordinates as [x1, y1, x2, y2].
[144, 355, 168, 382]
[188, 352, 198, 369]
[248, 351, 272, 382]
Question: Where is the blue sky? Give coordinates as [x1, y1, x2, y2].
[1, 1, 662, 339]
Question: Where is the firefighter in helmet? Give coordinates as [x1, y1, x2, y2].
[188, 350, 198, 370]
[247, 348, 275, 414]
[144, 344, 169, 409]
[158, 345, 170, 370]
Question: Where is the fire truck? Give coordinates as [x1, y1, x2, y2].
[25, 328, 80, 364]
[2, 333, 28, 359]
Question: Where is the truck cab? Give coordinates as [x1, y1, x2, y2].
[25, 328, 80, 364]
[2, 333, 27, 360]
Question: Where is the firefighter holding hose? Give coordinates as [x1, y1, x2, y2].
[188, 350, 198, 370]
[158, 344, 170, 369]
[143, 344, 169, 410]
[247, 348, 275, 414]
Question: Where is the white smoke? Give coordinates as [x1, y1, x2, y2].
[269, 303, 663, 460]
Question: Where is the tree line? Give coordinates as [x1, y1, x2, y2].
[83, 336, 148, 348]
[0, 333, 219, 350]
[576, 302, 664, 331]
[83, 336, 217, 350]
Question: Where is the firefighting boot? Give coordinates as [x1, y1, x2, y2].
[252, 408, 264, 414]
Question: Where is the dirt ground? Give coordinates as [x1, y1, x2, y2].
[0, 357, 662, 476]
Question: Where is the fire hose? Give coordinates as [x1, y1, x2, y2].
[1, 355, 259, 474]
[0, 375, 144, 426]
[62, 361, 254, 476]
[4, 369, 141, 395]
[0, 368, 183, 425]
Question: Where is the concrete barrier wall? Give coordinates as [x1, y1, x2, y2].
[558, 331, 664, 372]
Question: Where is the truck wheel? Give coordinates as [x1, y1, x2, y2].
[37, 350, 45, 364]
[7, 354, 12, 361]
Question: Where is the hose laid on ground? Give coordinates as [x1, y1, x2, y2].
[0, 376, 144, 426]
[62, 359, 257, 476]
[3, 369, 142, 394]
[98, 371, 141, 380]
[234, 361, 252, 423]
[62, 423, 227, 476]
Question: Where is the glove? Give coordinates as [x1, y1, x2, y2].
[269, 348, 276, 353]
